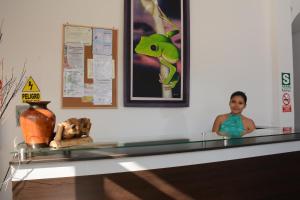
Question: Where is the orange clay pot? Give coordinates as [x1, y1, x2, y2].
[20, 101, 56, 148]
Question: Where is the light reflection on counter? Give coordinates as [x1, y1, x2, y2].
[188, 127, 286, 142]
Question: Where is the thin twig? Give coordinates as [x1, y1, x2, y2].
[0, 18, 4, 43]
[0, 76, 15, 110]
[0, 65, 26, 120]
[1, 59, 3, 81]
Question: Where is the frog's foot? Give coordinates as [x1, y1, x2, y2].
[161, 80, 178, 89]
[159, 73, 169, 84]
[159, 73, 179, 89]
[168, 80, 178, 89]
[159, 74, 172, 85]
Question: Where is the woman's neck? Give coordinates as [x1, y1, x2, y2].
[230, 112, 242, 116]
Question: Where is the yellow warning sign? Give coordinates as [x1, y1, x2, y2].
[22, 76, 41, 103]
[22, 93, 41, 102]
[22, 76, 40, 92]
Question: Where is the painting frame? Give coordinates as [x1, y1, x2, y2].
[124, 0, 190, 107]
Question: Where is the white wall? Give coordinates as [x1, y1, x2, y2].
[291, 0, 300, 130]
[293, 31, 300, 130]
[291, 0, 300, 22]
[0, 0, 295, 199]
[270, 0, 295, 128]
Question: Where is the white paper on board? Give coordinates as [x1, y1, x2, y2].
[87, 59, 93, 79]
[93, 28, 112, 56]
[65, 26, 92, 45]
[93, 80, 112, 105]
[67, 44, 84, 69]
[82, 83, 94, 102]
[63, 69, 84, 97]
[112, 59, 115, 79]
[93, 55, 113, 80]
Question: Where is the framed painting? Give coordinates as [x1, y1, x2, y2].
[124, 0, 190, 107]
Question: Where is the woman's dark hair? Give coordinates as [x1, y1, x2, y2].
[230, 91, 247, 104]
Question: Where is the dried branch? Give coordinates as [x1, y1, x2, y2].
[0, 66, 26, 120]
[0, 18, 3, 43]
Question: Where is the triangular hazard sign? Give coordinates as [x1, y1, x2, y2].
[22, 76, 40, 92]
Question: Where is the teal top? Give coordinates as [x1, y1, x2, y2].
[219, 114, 245, 138]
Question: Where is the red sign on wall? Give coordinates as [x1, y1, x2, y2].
[282, 93, 292, 112]
[282, 127, 292, 134]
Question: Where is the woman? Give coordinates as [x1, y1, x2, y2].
[212, 91, 256, 137]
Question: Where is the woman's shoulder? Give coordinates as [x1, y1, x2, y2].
[241, 115, 253, 122]
[241, 115, 256, 132]
[241, 115, 255, 126]
[216, 114, 229, 121]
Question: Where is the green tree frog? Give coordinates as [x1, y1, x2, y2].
[135, 30, 180, 88]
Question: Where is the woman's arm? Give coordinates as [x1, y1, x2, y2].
[212, 115, 223, 135]
[242, 118, 256, 136]
[247, 119, 256, 133]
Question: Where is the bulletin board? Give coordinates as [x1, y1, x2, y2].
[62, 24, 118, 108]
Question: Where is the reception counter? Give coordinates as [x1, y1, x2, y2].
[10, 129, 300, 200]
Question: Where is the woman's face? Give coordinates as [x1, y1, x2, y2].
[229, 95, 246, 114]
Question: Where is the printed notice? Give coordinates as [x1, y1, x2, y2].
[82, 83, 93, 103]
[93, 80, 112, 105]
[65, 26, 92, 45]
[87, 59, 93, 79]
[112, 59, 115, 79]
[66, 44, 84, 69]
[93, 28, 112, 55]
[93, 55, 113, 80]
[63, 69, 84, 97]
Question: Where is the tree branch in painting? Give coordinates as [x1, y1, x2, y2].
[137, 0, 180, 98]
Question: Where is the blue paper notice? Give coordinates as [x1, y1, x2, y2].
[93, 28, 112, 56]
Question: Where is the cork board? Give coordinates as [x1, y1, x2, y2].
[62, 24, 118, 108]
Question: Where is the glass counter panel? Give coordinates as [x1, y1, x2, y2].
[10, 127, 297, 158]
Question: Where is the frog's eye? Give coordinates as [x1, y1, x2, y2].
[150, 44, 158, 51]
